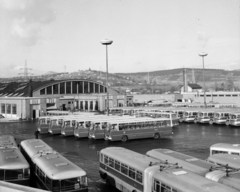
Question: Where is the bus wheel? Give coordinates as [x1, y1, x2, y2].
[226, 121, 230, 126]
[209, 120, 213, 125]
[194, 119, 198, 124]
[153, 133, 160, 139]
[121, 135, 128, 142]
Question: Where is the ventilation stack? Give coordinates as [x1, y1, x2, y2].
[183, 68, 188, 92]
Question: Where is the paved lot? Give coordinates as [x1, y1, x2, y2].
[1, 121, 239, 191]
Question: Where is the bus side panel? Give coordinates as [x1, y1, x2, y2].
[94, 130, 105, 139]
[99, 163, 143, 192]
[110, 131, 124, 141]
[38, 124, 49, 133]
[134, 128, 153, 139]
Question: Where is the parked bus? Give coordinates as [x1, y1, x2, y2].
[209, 111, 231, 125]
[180, 109, 198, 123]
[226, 112, 240, 126]
[207, 154, 240, 169]
[105, 118, 173, 142]
[48, 116, 70, 135]
[88, 116, 137, 139]
[0, 135, 17, 147]
[136, 111, 179, 127]
[146, 148, 240, 191]
[47, 110, 70, 116]
[74, 119, 92, 138]
[61, 118, 77, 136]
[37, 116, 52, 134]
[20, 139, 88, 192]
[99, 147, 239, 192]
[0, 136, 30, 186]
[210, 143, 240, 156]
[195, 110, 214, 124]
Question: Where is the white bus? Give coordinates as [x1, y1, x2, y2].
[210, 143, 240, 156]
[37, 116, 52, 134]
[180, 110, 198, 123]
[195, 110, 214, 124]
[105, 118, 173, 142]
[146, 148, 240, 191]
[20, 139, 88, 192]
[99, 147, 239, 192]
[209, 111, 230, 125]
[207, 154, 240, 169]
[227, 112, 240, 126]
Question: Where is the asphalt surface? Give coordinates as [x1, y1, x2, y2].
[0, 120, 240, 191]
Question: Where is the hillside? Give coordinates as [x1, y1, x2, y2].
[1, 68, 240, 92]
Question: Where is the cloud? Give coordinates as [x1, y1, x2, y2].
[197, 31, 210, 48]
[1, 0, 56, 46]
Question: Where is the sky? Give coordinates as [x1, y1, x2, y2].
[0, 0, 239, 77]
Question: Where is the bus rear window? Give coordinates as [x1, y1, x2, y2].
[5, 169, 23, 180]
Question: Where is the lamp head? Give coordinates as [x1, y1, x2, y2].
[199, 52, 208, 57]
[101, 39, 113, 45]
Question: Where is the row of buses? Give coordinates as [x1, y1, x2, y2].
[38, 112, 176, 142]
[0, 135, 88, 192]
[98, 147, 240, 192]
[107, 107, 240, 126]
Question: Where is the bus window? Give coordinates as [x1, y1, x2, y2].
[129, 167, 135, 179]
[0, 170, 4, 180]
[121, 163, 128, 175]
[161, 183, 171, 192]
[52, 180, 60, 192]
[231, 152, 239, 155]
[5, 169, 23, 180]
[104, 155, 109, 165]
[115, 160, 120, 171]
[154, 180, 160, 192]
[109, 158, 114, 168]
[212, 150, 228, 155]
[46, 176, 52, 190]
[102, 123, 107, 130]
[136, 122, 141, 129]
[136, 171, 142, 183]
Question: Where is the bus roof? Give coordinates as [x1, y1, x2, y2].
[20, 139, 53, 159]
[153, 167, 239, 192]
[0, 135, 17, 147]
[0, 148, 29, 169]
[207, 154, 240, 169]
[210, 143, 240, 151]
[33, 153, 86, 180]
[107, 118, 170, 124]
[146, 149, 217, 176]
[101, 147, 160, 171]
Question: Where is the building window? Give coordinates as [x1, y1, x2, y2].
[12, 104, 17, 114]
[6, 104, 11, 114]
[95, 84, 99, 93]
[105, 87, 107, 93]
[100, 85, 104, 93]
[40, 88, 45, 95]
[84, 82, 88, 93]
[46, 86, 52, 95]
[53, 84, 58, 94]
[72, 81, 78, 94]
[78, 81, 83, 93]
[60, 83, 65, 94]
[1, 104, 5, 113]
[66, 82, 71, 94]
[90, 82, 94, 93]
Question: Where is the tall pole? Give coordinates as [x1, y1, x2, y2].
[105, 45, 109, 116]
[199, 52, 208, 108]
[101, 39, 113, 116]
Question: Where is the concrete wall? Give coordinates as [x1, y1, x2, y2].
[132, 94, 175, 103]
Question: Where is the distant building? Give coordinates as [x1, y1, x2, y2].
[0, 79, 133, 120]
[180, 83, 202, 93]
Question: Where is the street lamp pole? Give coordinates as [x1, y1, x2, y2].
[199, 52, 208, 108]
[101, 39, 113, 116]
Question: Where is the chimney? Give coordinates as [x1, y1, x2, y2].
[183, 68, 188, 92]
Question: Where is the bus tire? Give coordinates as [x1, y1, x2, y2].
[226, 121, 230, 126]
[153, 133, 160, 139]
[121, 135, 128, 142]
[209, 120, 213, 125]
[194, 119, 198, 124]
